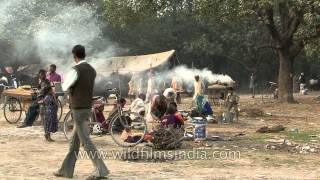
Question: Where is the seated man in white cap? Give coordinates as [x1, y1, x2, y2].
[163, 87, 177, 103]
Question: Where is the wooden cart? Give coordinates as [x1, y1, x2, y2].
[2, 88, 63, 124]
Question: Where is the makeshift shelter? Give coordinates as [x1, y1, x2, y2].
[94, 50, 177, 75]
[92, 50, 178, 96]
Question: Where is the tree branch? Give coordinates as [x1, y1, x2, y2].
[264, 7, 281, 42]
[279, 1, 289, 33]
[222, 55, 255, 72]
[289, 41, 304, 59]
[286, 8, 303, 39]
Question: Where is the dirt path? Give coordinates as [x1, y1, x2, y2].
[0, 93, 319, 179]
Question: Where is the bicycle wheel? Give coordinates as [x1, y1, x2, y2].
[262, 87, 272, 100]
[63, 110, 94, 141]
[109, 112, 147, 147]
[4, 97, 22, 124]
[57, 99, 63, 121]
[63, 110, 74, 141]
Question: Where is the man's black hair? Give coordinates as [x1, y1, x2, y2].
[138, 93, 146, 101]
[168, 101, 177, 108]
[195, 75, 200, 81]
[50, 64, 57, 69]
[42, 86, 53, 95]
[39, 69, 46, 75]
[166, 102, 177, 115]
[118, 97, 126, 104]
[72, 45, 86, 59]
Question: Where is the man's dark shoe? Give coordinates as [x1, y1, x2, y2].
[53, 171, 68, 178]
[17, 124, 28, 128]
[86, 175, 108, 180]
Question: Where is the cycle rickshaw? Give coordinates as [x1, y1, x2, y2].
[1, 86, 63, 124]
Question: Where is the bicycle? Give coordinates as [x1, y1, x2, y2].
[262, 81, 278, 100]
[63, 88, 148, 147]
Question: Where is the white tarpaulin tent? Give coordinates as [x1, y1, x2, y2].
[93, 50, 176, 75]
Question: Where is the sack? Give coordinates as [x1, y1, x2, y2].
[202, 102, 213, 116]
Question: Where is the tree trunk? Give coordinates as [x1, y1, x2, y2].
[277, 49, 294, 103]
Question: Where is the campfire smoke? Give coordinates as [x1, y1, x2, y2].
[155, 65, 234, 87]
[0, 0, 117, 74]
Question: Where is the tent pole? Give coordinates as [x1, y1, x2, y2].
[175, 53, 181, 65]
[117, 70, 122, 97]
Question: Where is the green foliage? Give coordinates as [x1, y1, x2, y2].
[284, 130, 320, 143]
[101, 0, 320, 86]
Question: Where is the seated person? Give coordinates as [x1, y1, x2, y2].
[146, 95, 167, 121]
[0, 73, 8, 85]
[146, 94, 167, 132]
[18, 69, 51, 128]
[162, 102, 184, 128]
[94, 103, 108, 130]
[163, 88, 177, 103]
[195, 95, 213, 116]
[0, 73, 8, 102]
[130, 93, 146, 117]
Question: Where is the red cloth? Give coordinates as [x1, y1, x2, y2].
[162, 114, 184, 128]
[95, 111, 108, 129]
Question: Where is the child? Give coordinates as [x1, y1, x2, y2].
[162, 102, 184, 128]
[41, 86, 58, 142]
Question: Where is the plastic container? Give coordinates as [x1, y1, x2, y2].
[192, 117, 207, 141]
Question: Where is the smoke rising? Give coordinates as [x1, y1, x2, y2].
[173, 66, 234, 84]
[0, 0, 116, 73]
[155, 65, 235, 87]
[0, 0, 234, 94]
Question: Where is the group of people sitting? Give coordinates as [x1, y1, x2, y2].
[87, 81, 188, 147]
[146, 94, 184, 130]
[92, 91, 185, 138]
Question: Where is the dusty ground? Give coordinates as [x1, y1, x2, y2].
[0, 92, 320, 180]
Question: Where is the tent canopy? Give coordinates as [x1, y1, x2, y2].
[93, 50, 176, 75]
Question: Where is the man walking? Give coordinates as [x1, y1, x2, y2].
[54, 45, 109, 180]
[191, 75, 203, 108]
[249, 73, 256, 98]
